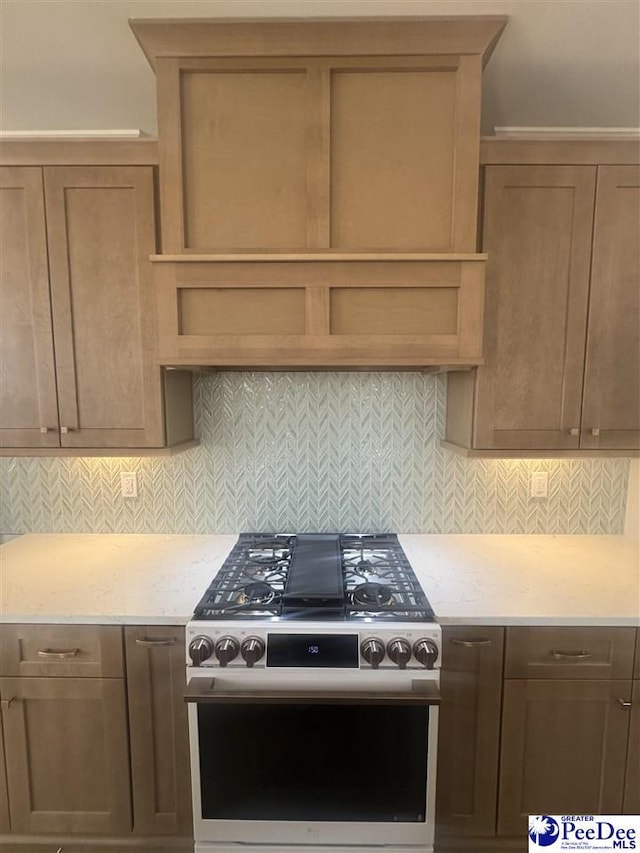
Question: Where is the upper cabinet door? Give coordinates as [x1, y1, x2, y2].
[0, 167, 59, 448]
[43, 166, 165, 448]
[474, 165, 596, 450]
[581, 165, 640, 450]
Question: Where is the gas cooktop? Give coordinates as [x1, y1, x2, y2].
[192, 533, 435, 622]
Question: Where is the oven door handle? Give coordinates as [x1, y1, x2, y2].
[183, 677, 441, 705]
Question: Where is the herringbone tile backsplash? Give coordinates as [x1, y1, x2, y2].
[0, 373, 629, 534]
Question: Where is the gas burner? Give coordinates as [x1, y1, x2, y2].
[247, 543, 291, 565]
[351, 583, 394, 608]
[236, 581, 278, 606]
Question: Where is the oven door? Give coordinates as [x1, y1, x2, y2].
[185, 674, 440, 850]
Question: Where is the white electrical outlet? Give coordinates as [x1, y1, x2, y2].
[530, 471, 549, 498]
[120, 472, 138, 498]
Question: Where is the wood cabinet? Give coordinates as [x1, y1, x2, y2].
[0, 164, 193, 453]
[125, 626, 192, 837]
[0, 624, 130, 836]
[623, 679, 640, 814]
[0, 675, 131, 835]
[0, 167, 59, 449]
[624, 629, 640, 813]
[498, 678, 632, 834]
[436, 627, 504, 839]
[445, 159, 640, 454]
[0, 720, 9, 834]
[435, 626, 639, 851]
[497, 626, 637, 836]
[581, 166, 640, 449]
[0, 623, 193, 850]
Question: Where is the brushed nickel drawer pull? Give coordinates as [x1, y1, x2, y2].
[591, 428, 600, 436]
[450, 638, 493, 648]
[0, 697, 15, 710]
[617, 697, 632, 709]
[569, 428, 579, 436]
[550, 650, 591, 660]
[135, 637, 176, 647]
[37, 648, 80, 659]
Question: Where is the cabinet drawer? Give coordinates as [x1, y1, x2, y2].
[0, 624, 123, 677]
[505, 627, 636, 680]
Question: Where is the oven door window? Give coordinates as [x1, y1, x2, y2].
[197, 702, 429, 822]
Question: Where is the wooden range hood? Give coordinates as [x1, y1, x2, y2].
[131, 16, 507, 368]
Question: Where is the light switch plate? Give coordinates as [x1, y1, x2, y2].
[120, 472, 138, 498]
[530, 471, 549, 498]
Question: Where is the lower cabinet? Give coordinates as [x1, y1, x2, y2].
[0, 676, 131, 835]
[436, 627, 504, 839]
[126, 626, 192, 837]
[435, 626, 639, 853]
[623, 679, 640, 813]
[0, 623, 193, 851]
[0, 718, 10, 834]
[498, 679, 631, 834]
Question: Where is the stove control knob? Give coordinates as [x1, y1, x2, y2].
[387, 638, 412, 670]
[215, 636, 239, 667]
[241, 636, 265, 668]
[361, 638, 385, 669]
[188, 635, 214, 667]
[413, 639, 439, 670]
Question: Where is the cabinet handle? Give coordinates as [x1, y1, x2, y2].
[617, 697, 632, 709]
[591, 428, 600, 437]
[450, 638, 493, 648]
[60, 426, 73, 434]
[0, 697, 15, 711]
[40, 426, 50, 434]
[135, 637, 176, 647]
[37, 648, 80, 659]
[550, 650, 591, 660]
[568, 428, 580, 436]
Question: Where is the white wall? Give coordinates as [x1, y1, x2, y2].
[1, 0, 639, 134]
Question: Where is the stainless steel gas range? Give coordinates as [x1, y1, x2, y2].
[184, 533, 441, 853]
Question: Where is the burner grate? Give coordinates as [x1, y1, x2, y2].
[192, 532, 435, 622]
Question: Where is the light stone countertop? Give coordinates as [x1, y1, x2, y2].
[399, 534, 640, 626]
[0, 533, 638, 626]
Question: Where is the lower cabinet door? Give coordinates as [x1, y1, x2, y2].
[436, 627, 504, 837]
[498, 679, 631, 835]
[623, 680, 639, 813]
[0, 676, 131, 835]
[125, 626, 192, 836]
[0, 720, 9, 832]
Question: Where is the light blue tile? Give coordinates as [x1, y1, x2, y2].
[0, 373, 629, 534]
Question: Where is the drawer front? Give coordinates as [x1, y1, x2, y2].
[0, 624, 123, 677]
[505, 627, 636, 680]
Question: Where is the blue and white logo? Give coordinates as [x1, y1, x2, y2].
[528, 815, 639, 850]
[529, 815, 560, 847]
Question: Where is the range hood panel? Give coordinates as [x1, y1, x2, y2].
[132, 17, 506, 367]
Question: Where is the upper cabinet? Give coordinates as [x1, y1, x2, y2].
[581, 166, 640, 449]
[130, 17, 506, 368]
[0, 163, 194, 453]
[445, 156, 640, 454]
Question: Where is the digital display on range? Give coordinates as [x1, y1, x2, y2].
[267, 634, 359, 668]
